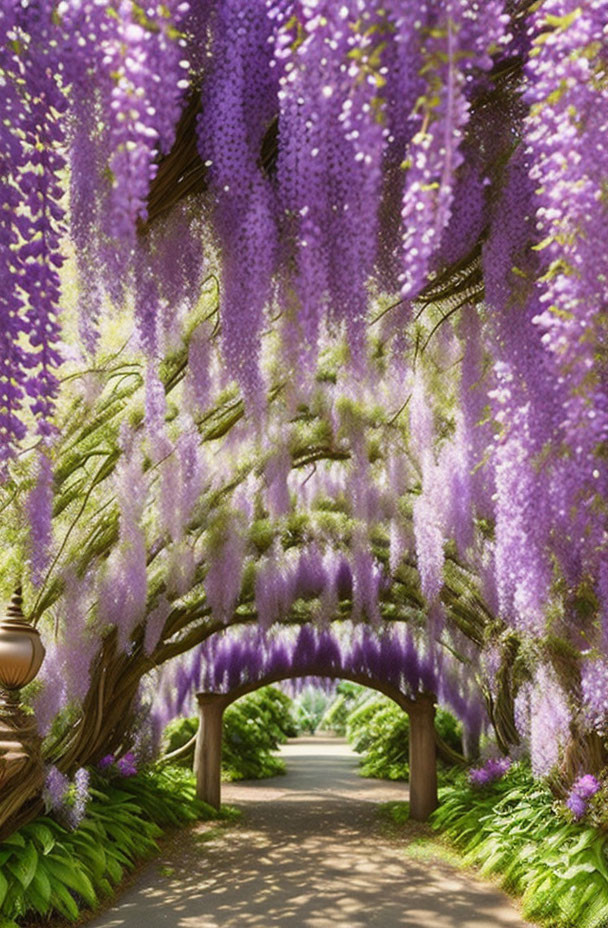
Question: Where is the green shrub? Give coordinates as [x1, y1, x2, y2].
[245, 686, 298, 740]
[291, 686, 332, 734]
[435, 708, 463, 755]
[319, 682, 366, 735]
[346, 694, 462, 781]
[355, 699, 410, 780]
[161, 686, 297, 780]
[222, 686, 296, 780]
[0, 765, 216, 925]
[346, 693, 391, 753]
[432, 764, 608, 928]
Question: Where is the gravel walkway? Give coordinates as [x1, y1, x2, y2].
[87, 736, 533, 928]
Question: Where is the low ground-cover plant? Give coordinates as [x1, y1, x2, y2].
[0, 766, 217, 926]
[432, 764, 608, 928]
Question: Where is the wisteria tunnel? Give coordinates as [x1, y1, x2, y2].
[0, 1, 608, 924]
[171, 621, 472, 819]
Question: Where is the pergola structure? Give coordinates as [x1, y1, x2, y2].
[0, 0, 606, 847]
[153, 619, 483, 820]
[194, 683, 437, 821]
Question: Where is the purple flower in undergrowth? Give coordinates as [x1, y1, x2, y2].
[574, 775, 602, 801]
[98, 751, 138, 777]
[43, 765, 90, 829]
[98, 754, 115, 771]
[116, 752, 138, 778]
[67, 768, 90, 829]
[43, 766, 70, 811]
[565, 792, 587, 821]
[469, 756, 512, 788]
[565, 775, 601, 821]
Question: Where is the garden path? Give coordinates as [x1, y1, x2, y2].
[87, 736, 533, 928]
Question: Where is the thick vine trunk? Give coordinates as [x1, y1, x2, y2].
[0, 608, 223, 837]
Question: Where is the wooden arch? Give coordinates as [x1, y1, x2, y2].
[194, 670, 438, 822]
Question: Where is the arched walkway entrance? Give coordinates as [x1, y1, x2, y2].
[193, 671, 438, 821]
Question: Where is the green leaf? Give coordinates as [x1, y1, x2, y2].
[545, 8, 583, 31]
[6, 842, 38, 889]
[1, 833, 25, 848]
[105, 855, 123, 885]
[0, 870, 8, 908]
[27, 863, 52, 909]
[97, 877, 114, 897]
[70, 834, 106, 878]
[50, 880, 81, 921]
[24, 822, 56, 855]
[44, 858, 97, 907]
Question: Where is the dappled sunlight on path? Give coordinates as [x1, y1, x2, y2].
[88, 737, 533, 928]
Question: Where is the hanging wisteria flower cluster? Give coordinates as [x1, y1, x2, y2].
[468, 756, 512, 789]
[0, 0, 607, 818]
[151, 621, 487, 736]
[2, 0, 604, 622]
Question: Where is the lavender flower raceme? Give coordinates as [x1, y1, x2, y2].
[581, 657, 608, 735]
[27, 450, 54, 587]
[43, 766, 90, 829]
[565, 775, 601, 821]
[98, 754, 115, 771]
[116, 752, 138, 778]
[469, 757, 512, 788]
[43, 766, 70, 813]
[399, 1, 508, 302]
[68, 767, 90, 829]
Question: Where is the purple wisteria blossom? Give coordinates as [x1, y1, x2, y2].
[565, 775, 601, 821]
[43, 766, 90, 829]
[151, 619, 487, 739]
[469, 757, 512, 788]
[581, 657, 608, 735]
[116, 752, 138, 778]
[98, 754, 115, 770]
[68, 768, 91, 829]
[43, 766, 70, 812]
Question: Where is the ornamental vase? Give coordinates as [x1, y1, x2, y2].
[0, 588, 45, 703]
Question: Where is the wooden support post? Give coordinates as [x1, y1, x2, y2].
[408, 693, 438, 822]
[194, 693, 226, 811]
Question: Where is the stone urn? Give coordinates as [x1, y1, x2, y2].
[0, 588, 45, 709]
[0, 588, 45, 793]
